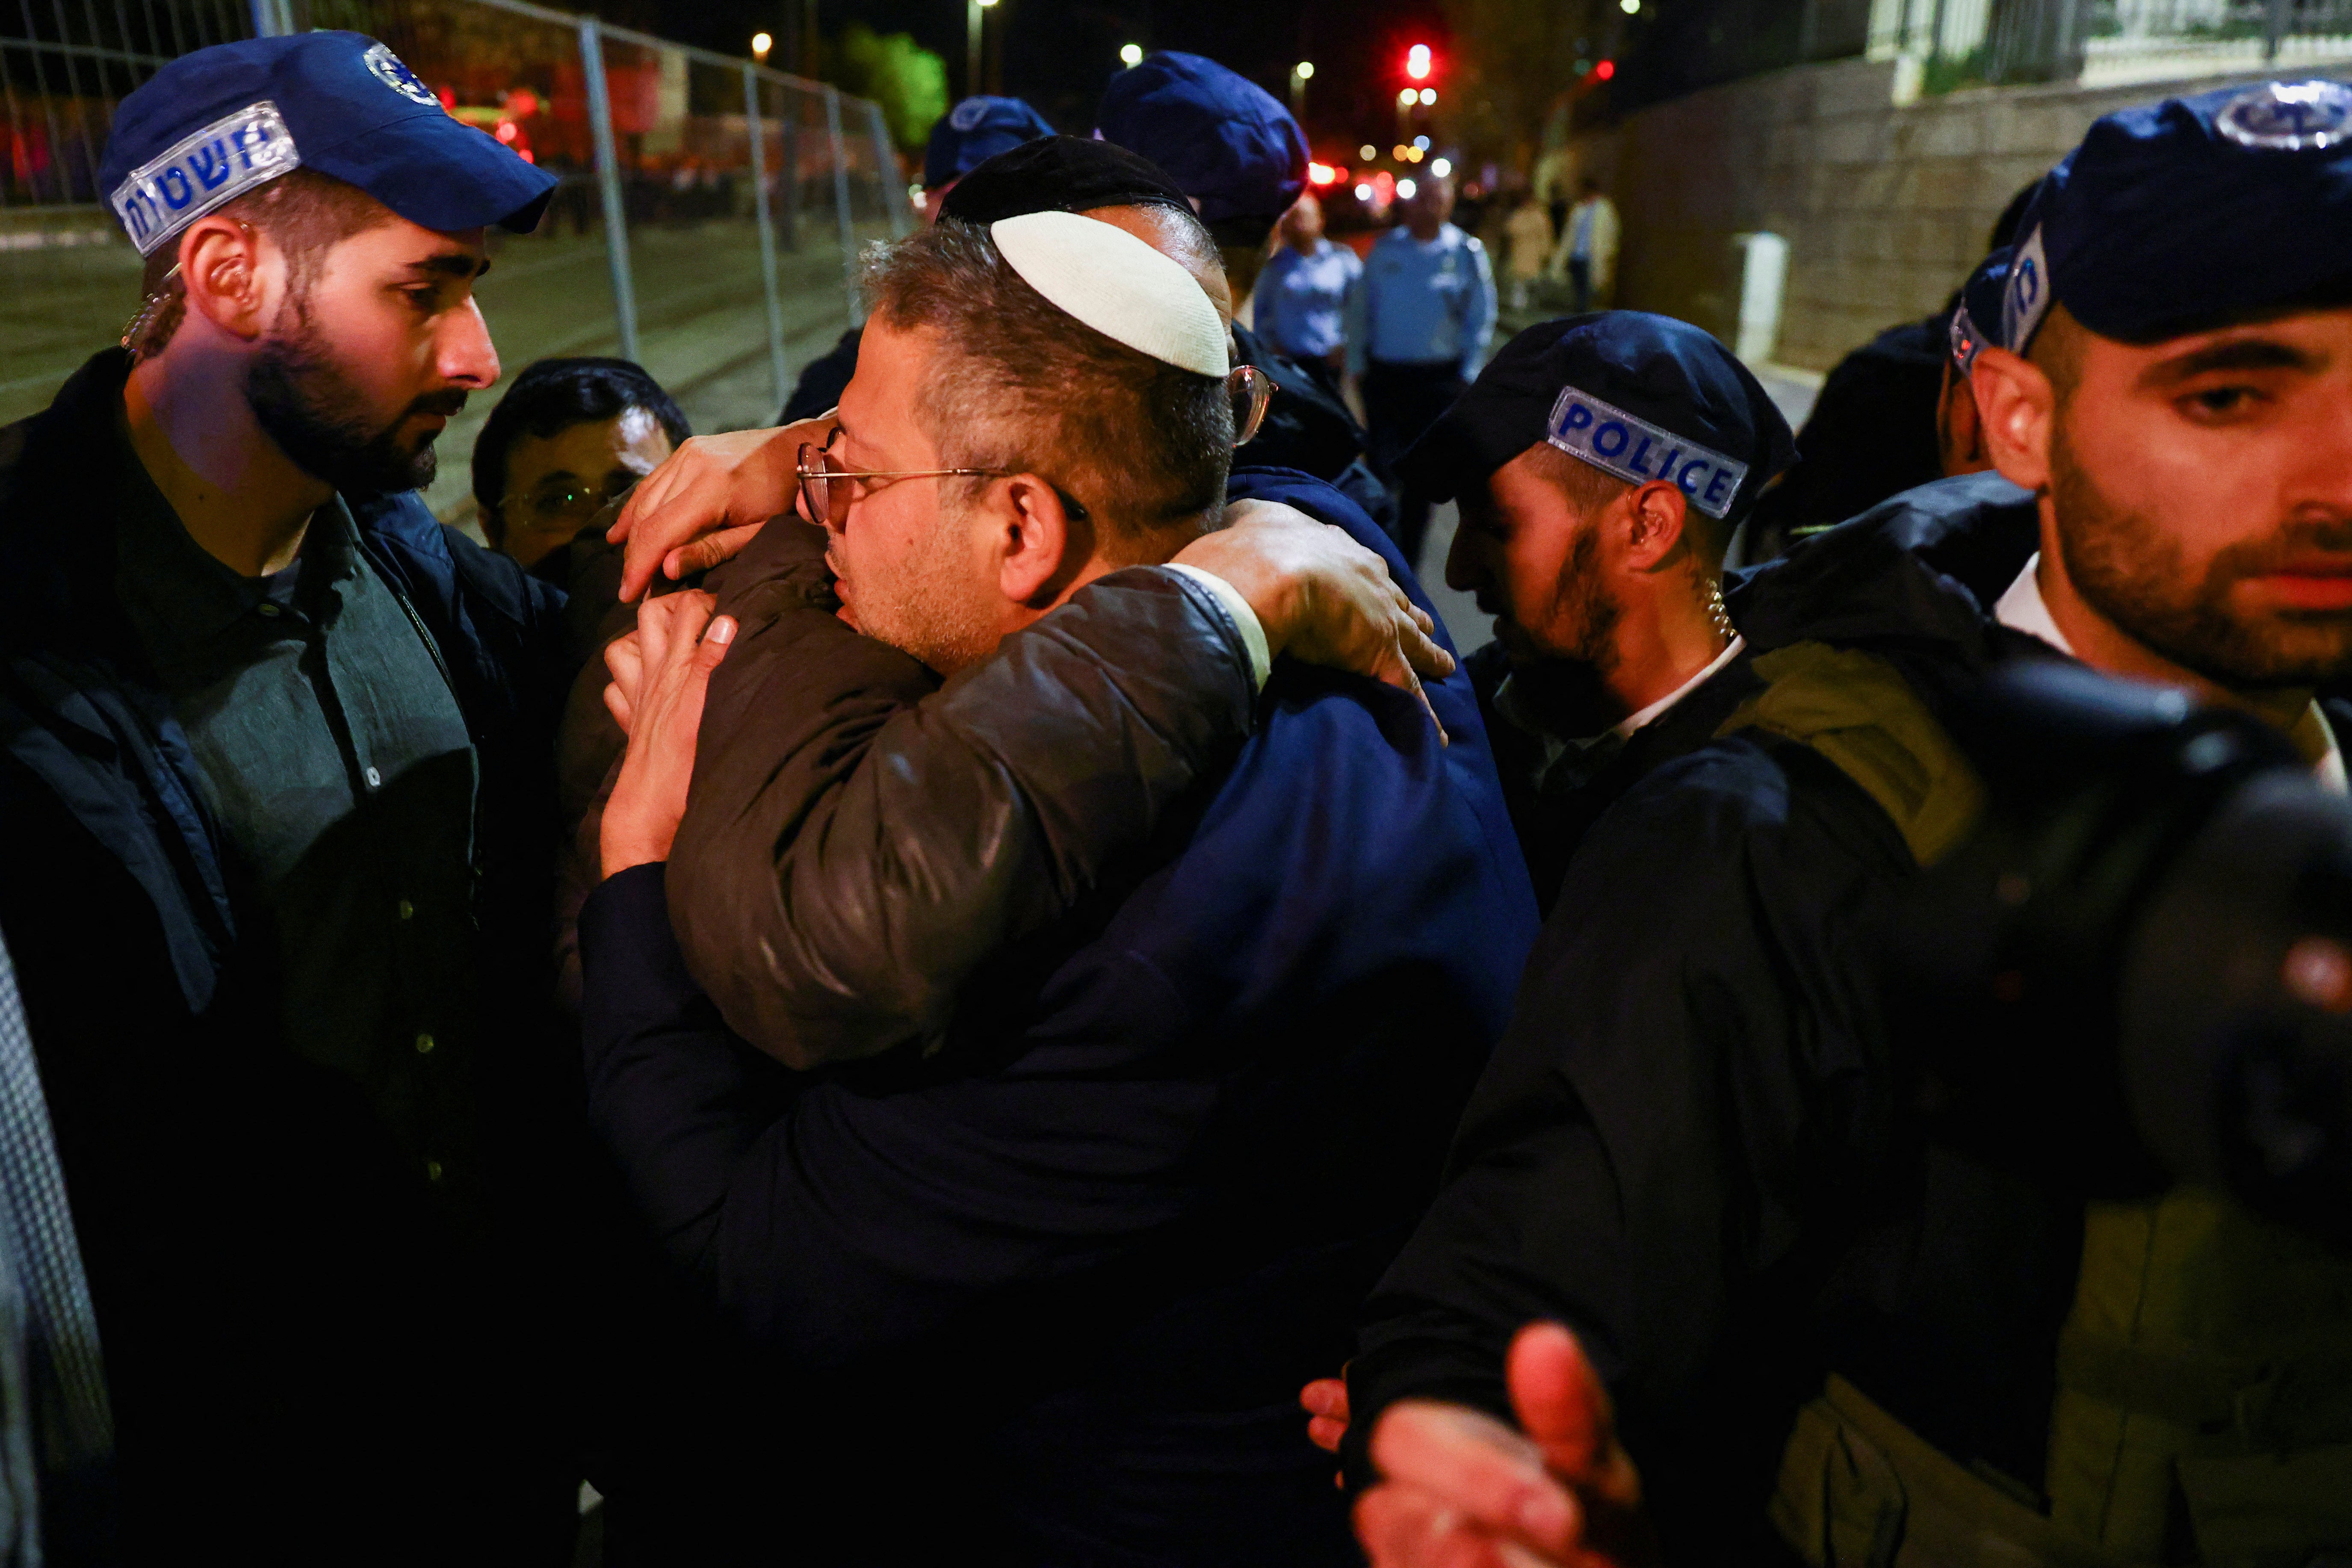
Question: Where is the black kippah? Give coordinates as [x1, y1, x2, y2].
[937, 134, 1195, 226]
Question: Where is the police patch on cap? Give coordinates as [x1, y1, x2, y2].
[2000, 224, 2051, 354]
[363, 42, 440, 109]
[2216, 79, 2352, 151]
[110, 100, 299, 255]
[1546, 385, 1748, 518]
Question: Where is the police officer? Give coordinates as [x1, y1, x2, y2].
[1346, 170, 1499, 563]
[0, 32, 579, 1562]
[1097, 50, 1399, 533]
[1331, 78, 2352, 1568]
[777, 93, 1054, 424]
[1402, 311, 1795, 909]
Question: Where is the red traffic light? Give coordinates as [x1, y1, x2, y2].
[1404, 43, 1433, 81]
[1594, 59, 1615, 79]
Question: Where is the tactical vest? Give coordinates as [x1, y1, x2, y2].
[1724, 641, 2352, 1568]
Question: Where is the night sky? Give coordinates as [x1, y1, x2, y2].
[615, 0, 1450, 162]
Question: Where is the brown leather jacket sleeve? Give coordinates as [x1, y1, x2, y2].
[663, 516, 1260, 1070]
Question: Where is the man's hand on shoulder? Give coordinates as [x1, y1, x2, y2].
[1355, 1323, 1655, 1568]
[608, 416, 831, 602]
[1174, 499, 1455, 743]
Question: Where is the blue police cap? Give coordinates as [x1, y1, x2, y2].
[100, 32, 553, 257]
[1401, 311, 1797, 523]
[1949, 246, 2011, 371]
[2001, 79, 2352, 352]
[1096, 51, 1306, 227]
[924, 96, 1055, 189]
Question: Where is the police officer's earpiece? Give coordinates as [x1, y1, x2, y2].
[1229, 365, 1271, 448]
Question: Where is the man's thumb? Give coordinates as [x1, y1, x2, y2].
[1508, 1322, 1611, 1476]
[695, 615, 738, 670]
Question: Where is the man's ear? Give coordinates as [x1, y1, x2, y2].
[990, 473, 1094, 608]
[1618, 480, 1690, 573]
[1969, 346, 2054, 493]
[175, 215, 275, 344]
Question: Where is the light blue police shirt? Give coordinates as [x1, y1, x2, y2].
[1343, 223, 1497, 381]
[1255, 239, 1362, 362]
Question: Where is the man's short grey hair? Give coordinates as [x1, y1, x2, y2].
[859, 220, 1232, 550]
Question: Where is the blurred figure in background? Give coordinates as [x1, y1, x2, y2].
[473, 357, 686, 578]
[1347, 170, 1498, 562]
[1503, 191, 1554, 313]
[1547, 177, 1619, 313]
[1256, 192, 1360, 388]
[775, 94, 1054, 425]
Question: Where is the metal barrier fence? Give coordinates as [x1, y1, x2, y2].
[1867, 0, 2352, 84]
[0, 0, 909, 521]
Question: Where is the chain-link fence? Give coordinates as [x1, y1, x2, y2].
[0, 0, 909, 522]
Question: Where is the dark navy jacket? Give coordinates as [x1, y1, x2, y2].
[1344, 472, 2352, 1564]
[578, 470, 1537, 1565]
[0, 350, 579, 1562]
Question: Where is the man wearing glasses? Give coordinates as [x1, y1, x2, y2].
[574, 210, 1535, 1560]
[471, 355, 688, 575]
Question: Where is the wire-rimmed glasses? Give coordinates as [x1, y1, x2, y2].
[795, 437, 1003, 528]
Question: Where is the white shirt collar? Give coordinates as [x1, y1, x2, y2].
[1994, 552, 2346, 794]
[1613, 634, 1746, 738]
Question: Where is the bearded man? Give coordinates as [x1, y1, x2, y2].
[0, 34, 583, 1562]
[1325, 80, 2352, 1568]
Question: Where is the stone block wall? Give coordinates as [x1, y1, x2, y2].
[1571, 60, 2282, 371]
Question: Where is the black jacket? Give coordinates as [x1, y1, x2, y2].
[1345, 472, 2150, 1561]
[580, 472, 1537, 1563]
[0, 351, 581, 1562]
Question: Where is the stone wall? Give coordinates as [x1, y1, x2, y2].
[1572, 60, 2282, 371]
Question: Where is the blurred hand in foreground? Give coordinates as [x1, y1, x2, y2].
[1354, 1323, 1655, 1568]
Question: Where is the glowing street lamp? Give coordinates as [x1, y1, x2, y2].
[1420, 87, 1437, 104]
[751, 30, 772, 62]
[1397, 88, 1416, 107]
[1294, 60, 1315, 80]
[1119, 42, 1143, 65]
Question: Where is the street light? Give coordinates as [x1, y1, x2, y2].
[1294, 61, 1315, 80]
[1359, 143, 1377, 160]
[751, 30, 772, 62]
[1431, 157, 1451, 177]
[1397, 177, 1418, 199]
[969, 0, 1002, 97]
[1419, 87, 1436, 104]
[1621, 0, 1640, 12]
[1397, 88, 1416, 107]
[1119, 42, 1143, 66]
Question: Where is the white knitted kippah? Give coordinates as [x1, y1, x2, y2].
[989, 210, 1229, 378]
